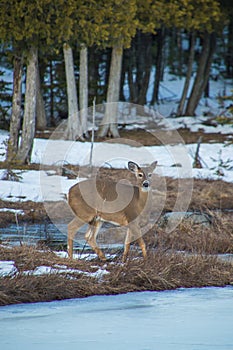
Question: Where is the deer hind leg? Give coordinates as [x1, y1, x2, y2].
[136, 237, 147, 259]
[85, 218, 106, 261]
[67, 217, 84, 259]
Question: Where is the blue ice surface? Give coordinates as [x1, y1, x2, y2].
[0, 286, 233, 350]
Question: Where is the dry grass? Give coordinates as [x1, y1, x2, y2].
[0, 241, 233, 306]
[1, 169, 233, 306]
[151, 212, 233, 254]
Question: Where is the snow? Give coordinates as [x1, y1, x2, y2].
[0, 286, 232, 350]
[55, 251, 116, 261]
[167, 115, 233, 135]
[145, 70, 233, 118]
[0, 260, 17, 277]
[0, 69, 233, 349]
[0, 69, 232, 203]
[0, 208, 24, 215]
[22, 265, 109, 279]
[0, 132, 233, 202]
[0, 258, 109, 279]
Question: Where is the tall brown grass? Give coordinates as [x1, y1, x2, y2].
[0, 240, 233, 306]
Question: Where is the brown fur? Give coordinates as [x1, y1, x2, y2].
[67, 161, 157, 261]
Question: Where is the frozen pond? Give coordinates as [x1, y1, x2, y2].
[0, 222, 124, 252]
[0, 287, 233, 350]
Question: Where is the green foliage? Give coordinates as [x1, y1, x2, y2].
[70, 0, 138, 48]
[0, 0, 139, 52]
[0, 0, 224, 52]
[137, 0, 223, 34]
[0, 0, 230, 121]
[176, 0, 223, 32]
[0, 0, 75, 51]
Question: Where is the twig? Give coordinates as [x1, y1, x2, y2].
[193, 136, 203, 168]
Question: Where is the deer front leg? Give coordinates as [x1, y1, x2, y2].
[67, 217, 83, 259]
[123, 227, 137, 262]
[122, 228, 131, 262]
[123, 224, 147, 262]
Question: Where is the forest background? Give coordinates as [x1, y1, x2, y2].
[0, 0, 232, 164]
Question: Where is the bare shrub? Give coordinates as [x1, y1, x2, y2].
[155, 212, 233, 254]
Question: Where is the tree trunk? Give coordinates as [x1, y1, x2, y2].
[176, 31, 196, 116]
[63, 43, 81, 140]
[7, 53, 23, 162]
[177, 29, 183, 77]
[49, 60, 56, 126]
[89, 47, 100, 103]
[151, 27, 165, 104]
[103, 49, 111, 100]
[36, 63, 46, 130]
[16, 46, 38, 164]
[98, 44, 123, 138]
[126, 44, 137, 102]
[79, 44, 88, 137]
[202, 34, 216, 97]
[226, 20, 233, 78]
[138, 33, 152, 105]
[120, 52, 127, 101]
[185, 32, 216, 116]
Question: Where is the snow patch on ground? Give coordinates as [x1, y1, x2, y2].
[0, 208, 24, 215]
[0, 259, 109, 280]
[0, 135, 232, 202]
[0, 101, 233, 204]
[0, 261, 17, 277]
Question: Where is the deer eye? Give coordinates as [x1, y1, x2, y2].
[148, 173, 152, 178]
[138, 173, 143, 178]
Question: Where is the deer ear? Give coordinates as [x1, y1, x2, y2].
[128, 161, 140, 173]
[150, 161, 158, 170]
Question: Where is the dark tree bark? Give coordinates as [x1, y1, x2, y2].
[151, 27, 165, 104]
[176, 29, 183, 77]
[7, 52, 23, 162]
[123, 32, 152, 104]
[226, 20, 233, 78]
[36, 63, 46, 130]
[126, 44, 137, 102]
[137, 33, 152, 105]
[177, 31, 196, 116]
[48, 60, 56, 126]
[120, 51, 127, 101]
[185, 32, 216, 116]
[88, 47, 100, 103]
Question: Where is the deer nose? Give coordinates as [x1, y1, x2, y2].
[143, 181, 149, 188]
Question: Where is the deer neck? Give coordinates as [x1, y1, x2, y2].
[136, 187, 149, 211]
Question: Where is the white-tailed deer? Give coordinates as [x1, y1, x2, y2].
[67, 161, 157, 261]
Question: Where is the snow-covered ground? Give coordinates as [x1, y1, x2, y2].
[0, 73, 232, 349]
[0, 130, 232, 203]
[0, 68, 232, 204]
[125, 70, 233, 118]
[0, 286, 232, 350]
[0, 258, 109, 279]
